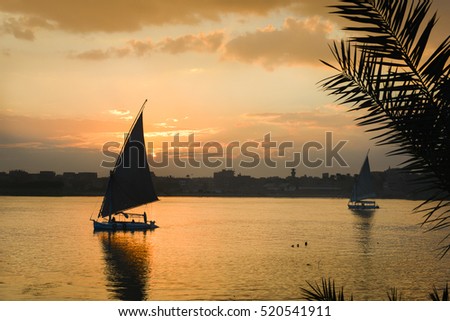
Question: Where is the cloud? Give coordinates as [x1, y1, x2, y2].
[70, 49, 112, 61]
[2, 0, 448, 56]
[0, 110, 220, 154]
[0, 111, 132, 150]
[242, 105, 354, 130]
[70, 30, 225, 60]
[69, 46, 131, 60]
[159, 31, 225, 54]
[127, 39, 154, 56]
[223, 17, 335, 69]
[154, 122, 176, 129]
[153, 117, 182, 129]
[145, 128, 219, 138]
[0, 0, 300, 33]
[0, 15, 55, 40]
[109, 109, 130, 116]
[70, 18, 333, 70]
[108, 109, 133, 120]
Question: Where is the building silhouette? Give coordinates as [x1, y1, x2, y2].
[0, 168, 432, 199]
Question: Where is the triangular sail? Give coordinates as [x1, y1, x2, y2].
[350, 154, 376, 202]
[99, 104, 158, 218]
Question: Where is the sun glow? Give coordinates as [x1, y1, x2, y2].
[1, 0, 448, 175]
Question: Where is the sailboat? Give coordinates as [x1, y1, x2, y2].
[92, 99, 159, 231]
[348, 152, 379, 210]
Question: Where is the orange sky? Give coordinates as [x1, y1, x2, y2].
[1, 0, 449, 177]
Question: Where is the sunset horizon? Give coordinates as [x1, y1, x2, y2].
[1, 0, 449, 177]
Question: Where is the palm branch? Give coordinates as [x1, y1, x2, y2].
[387, 287, 403, 301]
[429, 283, 449, 300]
[300, 277, 351, 301]
[320, 0, 450, 256]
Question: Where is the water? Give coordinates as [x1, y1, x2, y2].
[0, 196, 448, 301]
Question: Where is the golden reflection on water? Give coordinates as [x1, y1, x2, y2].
[352, 210, 375, 255]
[0, 197, 449, 300]
[97, 231, 153, 300]
[350, 210, 376, 299]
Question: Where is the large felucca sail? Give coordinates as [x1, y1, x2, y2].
[93, 100, 159, 231]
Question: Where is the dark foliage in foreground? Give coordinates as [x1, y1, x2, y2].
[300, 278, 448, 300]
[300, 278, 352, 301]
[430, 283, 449, 301]
[321, 0, 450, 255]
[387, 287, 402, 301]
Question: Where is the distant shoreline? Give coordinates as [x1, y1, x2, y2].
[0, 168, 433, 201]
[0, 193, 426, 201]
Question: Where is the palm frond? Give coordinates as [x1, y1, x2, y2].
[387, 287, 403, 301]
[300, 277, 351, 301]
[321, 0, 450, 255]
[429, 283, 449, 301]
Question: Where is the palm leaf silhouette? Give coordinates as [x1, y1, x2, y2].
[321, 0, 450, 256]
[429, 283, 449, 300]
[300, 277, 351, 301]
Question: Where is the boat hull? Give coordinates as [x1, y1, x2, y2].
[93, 220, 159, 231]
[348, 200, 379, 210]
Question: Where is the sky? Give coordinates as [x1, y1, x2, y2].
[1, 0, 449, 178]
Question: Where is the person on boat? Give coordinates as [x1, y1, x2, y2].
[143, 212, 147, 224]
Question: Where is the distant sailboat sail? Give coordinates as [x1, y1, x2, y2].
[93, 100, 159, 230]
[348, 152, 379, 210]
[350, 155, 376, 202]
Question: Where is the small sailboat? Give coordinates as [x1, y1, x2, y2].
[92, 100, 159, 231]
[348, 152, 379, 210]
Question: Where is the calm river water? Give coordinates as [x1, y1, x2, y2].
[0, 196, 448, 300]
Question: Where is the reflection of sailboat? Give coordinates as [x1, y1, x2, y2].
[352, 209, 374, 254]
[98, 232, 152, 300]
[348, 152, 379, 210]
[92, 100, 159, 231]
[351, 210, 375, 299]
